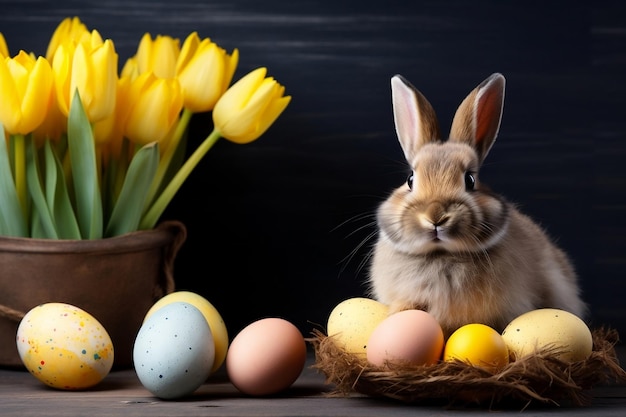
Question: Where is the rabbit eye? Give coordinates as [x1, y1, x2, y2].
[464, 172, 476, 191]
[407, 173, 414, 190]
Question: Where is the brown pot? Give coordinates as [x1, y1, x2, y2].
[0, 220, 186, 369]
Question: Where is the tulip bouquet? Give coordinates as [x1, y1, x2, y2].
[0, 18, 290, 239]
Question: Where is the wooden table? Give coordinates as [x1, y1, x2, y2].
[2, 351, 625, 417]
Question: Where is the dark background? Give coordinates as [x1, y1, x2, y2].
[1, 0, 624, 338]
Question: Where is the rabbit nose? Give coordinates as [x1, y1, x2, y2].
[434, 216, 450, 227]
[419, 203, 449, 228]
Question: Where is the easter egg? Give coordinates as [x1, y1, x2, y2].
[133, 302, 215, 399]
[366, 309, 444, 367]
[16, 303, 114, 390]
[226, 318, 306, 396]
[443, 323, 509, 372]
[326, 297, 389, 356]
[501, 308, 592, 363]
[144, 291, 228, 373]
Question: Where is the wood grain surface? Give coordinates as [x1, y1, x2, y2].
[0, 0, 624, 338]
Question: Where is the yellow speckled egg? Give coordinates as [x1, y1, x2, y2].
[144, 291, 228, 373]
[16, 303, 114, 390]
[501, 308, 592, 363]
[326, 297, 389, 356]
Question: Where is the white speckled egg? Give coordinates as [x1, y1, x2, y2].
[501, 308, 593, 363]
[326, 297, 389, 356]
[133, 302, 214, 399]
[16, 303, 114, 390]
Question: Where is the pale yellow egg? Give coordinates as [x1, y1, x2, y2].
[145, 291, 228, 373]
[326, 297, 389, 356]
[501, 308, 592, 363]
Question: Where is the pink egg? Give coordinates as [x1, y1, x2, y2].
[226, 318, 306, 396]
[366, 309, 444, 367]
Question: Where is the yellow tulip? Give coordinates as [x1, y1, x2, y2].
[52, 31, 118, 123]
[132, 33, 180, 79]
[0, 51, 53, 135]
[124, 72, 183, 147]
[212, 67, 291, 144]
[0, 33, 8, 57]
[32, 77, 67, 144]
[120, 55, 139, 80]
[45, 16, 89, 61]
[93, 76, 131, 151]
[176, 32, 239, 113]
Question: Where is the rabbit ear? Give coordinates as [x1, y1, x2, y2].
[449, 73, 505, 164]
[391, 75, 441, 161]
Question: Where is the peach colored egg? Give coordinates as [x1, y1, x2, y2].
[366, 309, 444, 367]
[226, 318, 306, 396]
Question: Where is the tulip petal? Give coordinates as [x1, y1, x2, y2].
[0, 32, 8, 57]
[0, 59, 22, 133]
[20, 57, 53, 133]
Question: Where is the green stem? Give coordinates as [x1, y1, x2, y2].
[139, 128, 222, 230]
[13, 133, 27, 221]
[145, 108, 194, 207]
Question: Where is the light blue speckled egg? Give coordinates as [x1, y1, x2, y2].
[133, 301, 214, 399]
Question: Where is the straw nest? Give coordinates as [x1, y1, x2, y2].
[309, 327, 626, 407]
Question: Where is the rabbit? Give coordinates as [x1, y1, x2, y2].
[367, 73, 587, 337]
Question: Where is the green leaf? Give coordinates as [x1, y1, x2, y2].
[26, 138, 58, 239]
[102, 138, 130, 221]
[44, 140, 81, 239]
[30, 210, 46, 238]
[0, 123, 28, 237]
[67, 91, 103, 239]
[105, 142, 159, 237]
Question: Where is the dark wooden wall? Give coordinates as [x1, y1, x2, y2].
[2, 0, 624, 337]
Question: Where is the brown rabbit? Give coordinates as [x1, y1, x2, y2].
[368, 73, 586, 337]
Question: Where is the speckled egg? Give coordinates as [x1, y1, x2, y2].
[133, 302, 214, 399]
[144, 291, 228, 373]
[501, 308, 593, 363]
[16, 303, 114, 390]
[326, 297, 389, 356]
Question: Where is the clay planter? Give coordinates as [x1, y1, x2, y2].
[0, 220, 186, 369]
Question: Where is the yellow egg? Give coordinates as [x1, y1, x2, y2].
[501, 308, 592, 363]
[145, 291, 228, 373]
[16, 303, 114, 390]
[443, 323, 509, 372]
[326, 297, 389, 356]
